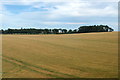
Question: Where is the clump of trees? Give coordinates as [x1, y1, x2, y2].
[1, 25, 114, 34]
[78, 25, 114, 33]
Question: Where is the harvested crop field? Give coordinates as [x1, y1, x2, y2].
[2, 32, 118, 78]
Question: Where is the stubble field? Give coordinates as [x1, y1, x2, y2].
[2, 32, 118, 78]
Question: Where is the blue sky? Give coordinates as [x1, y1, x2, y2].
[0, 0, 118, 30]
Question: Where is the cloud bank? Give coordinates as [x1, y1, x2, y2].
[0, 0, 118, 30]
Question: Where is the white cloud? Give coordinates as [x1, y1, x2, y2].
[65, 22, 86, 24]
[49, 2, 117, 18]
[0, 0, 119, 3]
[0, 0, 118, 30]
[0, 0, 119, 9]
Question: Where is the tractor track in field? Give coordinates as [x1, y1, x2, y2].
[2, 55, 79, 78]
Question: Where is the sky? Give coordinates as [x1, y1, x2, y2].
[0, 0, 118, 31]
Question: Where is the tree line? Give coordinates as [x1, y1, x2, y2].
[0, 25, 114, 34]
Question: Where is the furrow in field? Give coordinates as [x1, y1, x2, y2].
[2, 56, 61, 78]
[2, 55, 79, 78]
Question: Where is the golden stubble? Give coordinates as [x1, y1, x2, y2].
[2, 32, 118, 78]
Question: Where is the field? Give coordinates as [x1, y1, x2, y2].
[2, 32, 118, 78]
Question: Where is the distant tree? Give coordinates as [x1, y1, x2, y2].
[1, 25, 114, 34]
[73, 29, 78, 33]
[61, 29, 67, 34]
[52, 29, 59, 34]
[68, 29, 73, 34]
[78, 25, 114, 33]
